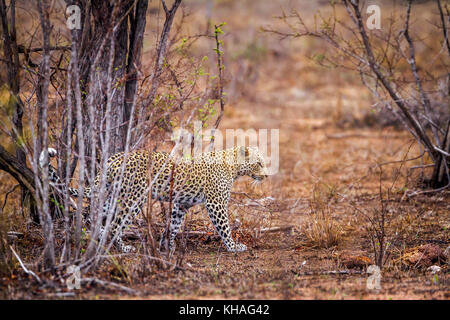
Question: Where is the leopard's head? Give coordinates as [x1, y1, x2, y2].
[235, 146, 268, 181]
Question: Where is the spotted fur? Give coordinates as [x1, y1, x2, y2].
[42, 146, 268, 253]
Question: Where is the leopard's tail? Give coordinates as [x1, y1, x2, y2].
[39, 148, 91, 198]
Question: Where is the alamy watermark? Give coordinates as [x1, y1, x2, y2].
[66, 5, 81, 30]
[171, 121, 279, 175]
[366, 4, 381, 30]
[66, 265, 81, 290]
[366, 265, 382, 290]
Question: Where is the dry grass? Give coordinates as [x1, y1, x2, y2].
[304, 203, 342, 250]
[302, 183, 343, 249]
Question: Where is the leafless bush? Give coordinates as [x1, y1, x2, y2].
[353, 173, 392, 268]
[351, 141, 419, 269]
[264, 0, 450, 192]
[0, 0, 229, 284]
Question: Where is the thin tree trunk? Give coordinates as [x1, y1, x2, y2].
[36, 0, 55, 270]
[0, 0, 33, 221]
[123, 0, 149, 149]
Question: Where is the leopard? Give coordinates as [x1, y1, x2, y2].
[40, 146, 268, 253]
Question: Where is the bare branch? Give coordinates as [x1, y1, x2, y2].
[10, 246, 42, 284]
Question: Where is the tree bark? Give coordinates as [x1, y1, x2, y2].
[36, 0, 56, 270]
[0, 0, 33, 220]
[0, 146, 35, 194]
[123, 0, 149, 149]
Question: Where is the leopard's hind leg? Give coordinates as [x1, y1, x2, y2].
[159, 202, 188, 253]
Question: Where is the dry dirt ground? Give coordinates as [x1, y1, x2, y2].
[1, 0, 449, 300]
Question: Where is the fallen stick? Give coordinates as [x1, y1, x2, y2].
[122, 229, 220, 241]
[81, 277, 138, 295]
[291, 270, 365, 276]
[326, 133, 372, 139]
[10, 245, 42, 284]
[125, 226, 294, 241]
[48, 292, 76, 298]
[178, 231, 220, 239]
[259, 226, 293, 233]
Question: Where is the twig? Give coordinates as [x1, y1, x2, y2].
[17, 44, 70, 53]
[1, 184, 19, 212]
[10, 245, 42, 284]
[436, 0, 450, 56]
[434, 145, 450, 157]
[259, 226, 293, 234]
[404, 183, 450, 198]
[209, 23, 226, 150]
[144, 0, 182, 112]
[178, 230, 216, 236]
[378, 150, 425, 167]
[231, 191, 274, 208]
[81, 277, 138, 295]
[48, 292, 76, 298]
[403, 0, 441, 147]
[291, 269, 365, 276]
[326, 133, 373, 139]
[409, 164, 434, 170]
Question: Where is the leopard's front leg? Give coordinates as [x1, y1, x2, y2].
[205, 197, 247, 253]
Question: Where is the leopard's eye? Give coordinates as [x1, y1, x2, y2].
[257, 162, 263, 168]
